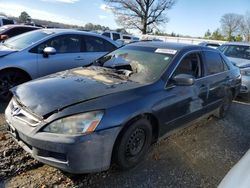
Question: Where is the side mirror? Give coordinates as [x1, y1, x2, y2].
[173, 74, 195, 86]
[43, 47, 56, 58]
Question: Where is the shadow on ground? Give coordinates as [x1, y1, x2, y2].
[0, 102, 7, 114]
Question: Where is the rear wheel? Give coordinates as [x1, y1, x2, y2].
[215, 91, 233, 118]
[0, 70, 30, 102]
[114, 118, 152, 170]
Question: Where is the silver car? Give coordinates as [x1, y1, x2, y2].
[0, 29, 119, 101]
[218, 42, 250, 99]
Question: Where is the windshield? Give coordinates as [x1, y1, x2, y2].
[96, 46, 175, 83]
[3, 30, 53, 50]
[219, 45, 250, 60]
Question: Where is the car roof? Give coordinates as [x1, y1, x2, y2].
[222, 42, 250, 46]
[128, 41, 209, 51]
[39, 28, 111, 36]
[1, 24, 40, 29]
[37, 28, 119, 47]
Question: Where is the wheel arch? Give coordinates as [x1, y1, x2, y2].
[111, 113, 160, 164]
[0, 67, 32, 80]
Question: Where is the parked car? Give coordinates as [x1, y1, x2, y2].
[101, 31, 139, 44]
[218, 42, 250, 99]
[199, 42, 220, 49]
[0, 29, 119, 101]
[5, 42, 241, 173]
[219, 149, 250, 188]
[0, 16, 14, 27]
[0, 25, 40, 42]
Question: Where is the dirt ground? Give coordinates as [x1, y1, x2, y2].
[0, 99, 250, 188]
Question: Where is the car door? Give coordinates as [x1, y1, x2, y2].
[158, 51, 210, 134]
[80, 35, 117, 65]
[202, 50, 231, 110]
[36, 34, 85, 77]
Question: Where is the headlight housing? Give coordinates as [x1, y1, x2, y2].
[240, 69, 250, 76]
[43, 111, 104, 135]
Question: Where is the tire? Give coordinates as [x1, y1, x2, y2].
[114, 118, 152, 170]
[0, 70, 30, 102]
[215, 90, 233, 118]
[241, 92, 250, 102]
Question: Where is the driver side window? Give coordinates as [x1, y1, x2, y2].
[174, 52, 203, 79]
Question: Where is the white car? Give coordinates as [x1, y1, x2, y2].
[101, 31, 139, 44]
[219, 149, 250, 188]
[0, 29, 119, 101]
[218, 42, 250, 99]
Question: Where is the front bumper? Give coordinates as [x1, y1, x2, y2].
[5, 108, 121, 174]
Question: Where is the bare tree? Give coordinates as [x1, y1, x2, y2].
[220, 13, 243, 41]
[240, 11, 250, 42]
[104, 0, 176, 34]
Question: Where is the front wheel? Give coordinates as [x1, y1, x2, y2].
[0, 70, 30, 102]
[114, 118, 152, 170]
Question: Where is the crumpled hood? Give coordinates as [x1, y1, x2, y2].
[228, 57, 250, 68]
[0, 44, 16, 57]
[12, 67, 142, 118]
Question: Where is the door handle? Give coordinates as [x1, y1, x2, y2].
[74, 56, 84, 61]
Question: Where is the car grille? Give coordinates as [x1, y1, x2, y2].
[10, 99, 41, 127]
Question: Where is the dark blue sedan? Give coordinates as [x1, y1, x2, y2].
[5, 42, 241, 173]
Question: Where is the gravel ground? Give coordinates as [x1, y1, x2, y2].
[0, 99, 250, 188]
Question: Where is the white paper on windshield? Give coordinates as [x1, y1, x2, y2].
[155, 48, 177, 55]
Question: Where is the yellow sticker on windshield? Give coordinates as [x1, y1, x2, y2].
[155, 48, 177, 55]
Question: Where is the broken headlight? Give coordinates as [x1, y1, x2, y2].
[43, 111, 104, 135]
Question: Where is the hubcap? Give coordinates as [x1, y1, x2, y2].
[125, 128, 146, 157]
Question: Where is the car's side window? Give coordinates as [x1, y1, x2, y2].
[204, 51, 224, 75]
[83, 36, 116, 52]
[38, 35, 81, 54]
[102, 32, 111, 38]
[174, 52, 203, 79]
[112, 33, 120, 40]
[123, 36, 131, 40]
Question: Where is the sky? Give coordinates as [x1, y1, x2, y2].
[0, 0, 249, 37]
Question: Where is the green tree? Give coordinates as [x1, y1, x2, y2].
[211, 29, 225, 40]
[204, 29, 211, 38]
[234, 35, 243, 42]
[19, 11, 31, 23]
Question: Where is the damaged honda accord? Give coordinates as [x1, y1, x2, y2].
[5, 42, 241, 173]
